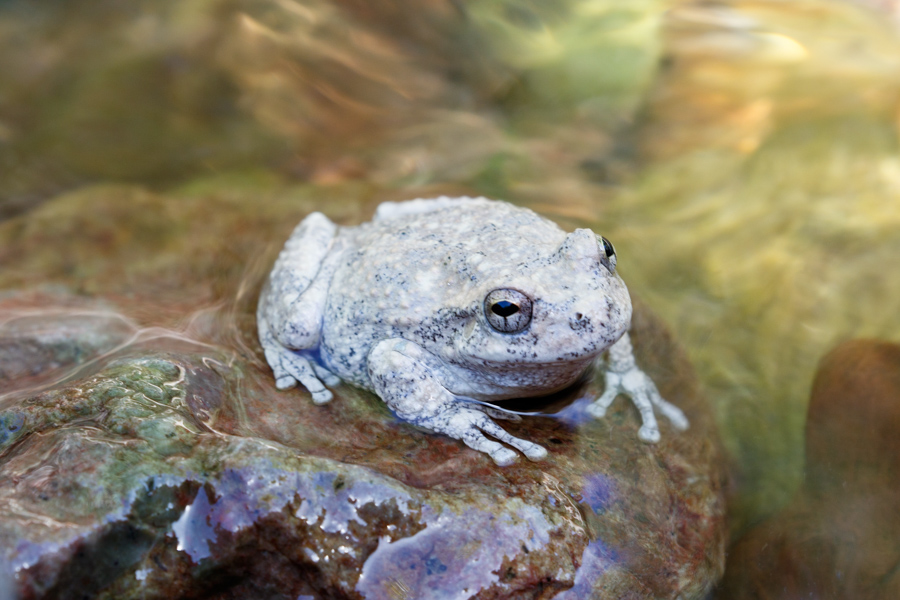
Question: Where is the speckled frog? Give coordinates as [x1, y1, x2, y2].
[257, 197, 688, 465]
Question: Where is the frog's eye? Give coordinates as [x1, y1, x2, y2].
[598, 236, 617, 273]
[484, 289, 533, 334]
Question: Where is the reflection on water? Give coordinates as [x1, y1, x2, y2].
[0, 306, 240, 404]
[1, 0, 899, 595]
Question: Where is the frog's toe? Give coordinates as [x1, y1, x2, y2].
[272, 349, 333, 404]
[311, 388, 333, 405]
[459, 428, 517, 465]
[321, 373, 341, 387]
[670, 410, 690, 431]
[275, 376, 297, 390]
[453, 418, 519, 465]
[489, 446, 519, 467]
[474, 414, 547, 462]
[652, 397, 690, 431]
[523, 443, 548, 460]
[313, 363, 341, 387]
[585, 401, 608, 419]
[586, 386, 619, 419]
[638, 424, 661, 443]
[466, 414, 547, 464]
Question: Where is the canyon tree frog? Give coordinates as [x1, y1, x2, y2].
[257, 197, 688, 465]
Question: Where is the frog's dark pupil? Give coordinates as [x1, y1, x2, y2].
[602, 237, 615, 258]
[492, 301, 519, 318]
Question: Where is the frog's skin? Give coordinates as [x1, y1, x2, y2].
[257, 197, 688, 466]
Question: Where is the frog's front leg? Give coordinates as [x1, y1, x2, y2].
[587, 333, 689, 442]
[367, 339, 547, 466]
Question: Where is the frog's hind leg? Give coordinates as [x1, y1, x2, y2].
[259, 322, 333, 404]
[258, 211, 339, 402]
[263, 212, 337, 349]
[312, 362, 341, 387]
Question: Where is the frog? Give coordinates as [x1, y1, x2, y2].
[257, 197, 689, 465]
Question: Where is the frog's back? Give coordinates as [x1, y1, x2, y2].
[356, 197, 567, 262]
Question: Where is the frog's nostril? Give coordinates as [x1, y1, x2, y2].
[492, 301, 519, 317]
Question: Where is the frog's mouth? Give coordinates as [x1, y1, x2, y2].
[456, 318, 618, 365]
[462, 376, 589, 414]
[457, 355, 597, 398]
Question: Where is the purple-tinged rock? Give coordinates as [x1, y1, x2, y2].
[0, 298, 725, 599]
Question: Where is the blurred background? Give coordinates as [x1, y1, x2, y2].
[1, 0, 899, 545]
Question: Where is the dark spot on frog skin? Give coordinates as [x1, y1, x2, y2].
[569, 313, 593, 332]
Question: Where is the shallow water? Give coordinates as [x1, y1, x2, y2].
[1, 0, 900, 597]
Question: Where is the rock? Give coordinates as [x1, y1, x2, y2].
[0, 183, 725, 598]
[718, 340, 900, 599]
[805, 340, 900, 491]
[0, 295, 135, 391]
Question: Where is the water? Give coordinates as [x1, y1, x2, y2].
[1, 0, 899, 596]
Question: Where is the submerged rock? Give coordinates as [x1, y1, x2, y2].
[0, 295, 725, 599]
[718, 340, 900, 599]
[0, 300, 135, 391]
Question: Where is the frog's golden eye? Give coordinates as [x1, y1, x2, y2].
[484, 289, 533, 334]
[599, 236, 617, 274]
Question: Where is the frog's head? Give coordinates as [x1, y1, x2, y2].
[455, 228, 632, 391]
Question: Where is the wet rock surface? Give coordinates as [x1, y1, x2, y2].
[0, 184, 726, 599]
[718, 340, 900, 600]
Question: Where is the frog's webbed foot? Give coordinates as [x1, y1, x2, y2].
[588, 367, 688, 442]
[417, 404, 546, 466]
[368, 339, 546, 465]
[588, 333, 689, 442]
[261, 335, 334, 404]
[312, 363, 341, 387]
